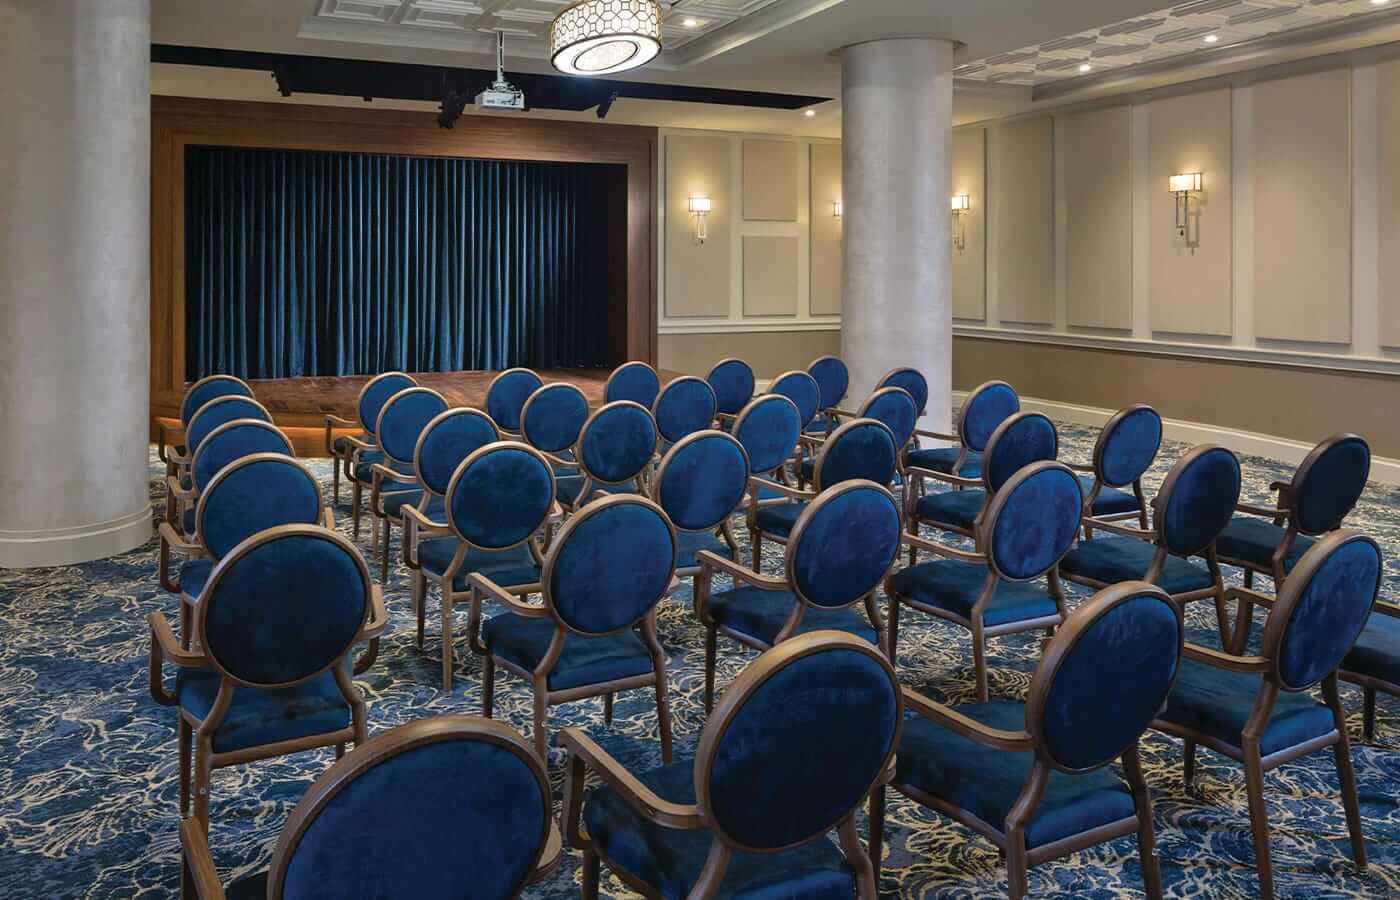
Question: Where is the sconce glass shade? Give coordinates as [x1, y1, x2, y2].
[688, 197, 712, 214]
[550, 0, 663, 76]
[1168, 173, 1203, 194]
[951, 195, 971, 211]
[832, 200, 842, 217]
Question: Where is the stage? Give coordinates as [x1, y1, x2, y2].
[153, 368, 681, 457]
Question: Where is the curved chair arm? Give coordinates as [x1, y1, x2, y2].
[1182, 642, 1270, 674]
[914, 427, 959, 442]
[905, 464, 979, 489]
[902, 687, 1034, 752]
[1235, 501, 1286, 519]
[323, 413, 356, 455]
[559, 726, 705, 849]
[1225, 584, 1277, 611]
[469, 573, 550, 618]
[342, 434, 377, 454]
[166, 474, 197, 505]
[370, 462, 418, 491]
[362, 585, 389, 639]
[157, 422, 186, 466]
[1064, 460, 1095, 473]
[1079, 517, 1156, 541]
[149, 612, 208, 705]
[179, 818, 227, 900]
[750, 477, 816, 503]
[695, 549, 788, 592]
[901, 531, 986, 565]
[541, 451, 579, 473]
[400, 504, 451, 569]
[1372, 599, 1400, 620]
[715, 411, 738, 427]
[166, 445, 192, 469]
[158, 521, 204, 593]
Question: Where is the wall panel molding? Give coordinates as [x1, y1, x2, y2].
[1380, 56, 1400, 348]
[742, 139, 798, 221]
[809, 142, 843, 316]
[951, 127, 987, 320]
[665, 134, 733, 318]
[1063, 104, 1133, 330]
[742, 236, 799, 316]
[990, 116, 1055, 326]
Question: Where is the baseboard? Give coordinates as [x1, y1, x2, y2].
[0, 507, 153, 569]
[953, 391, 1400, 486]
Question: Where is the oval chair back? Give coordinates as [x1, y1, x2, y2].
[1092, 404, 1163, 488]
[543, 494, 677, 635]
[982, 412, 1059, 494]
[520, 383, 589, 457]
[652, 431, 750, 533]
[982, 462, 1084, 582]
[1262, 531, 1382, 692]
[576, 401, 659, 489]
[181, 375, 253, 426]
[195, 454, 324, 559]
[414, 408, 500, 498]
[653, 376, 718, 445]
[733, 394, 802, 477]
[787, 481, 902, 610]
[696, 631, 901, 854]
[485, 368, 544, 435]
[1289, 434, 1371, 536]
[604, 361, 661, 408]
[445, 442, 556, 553]
[877, 367, 929, 417]
[1026, 582, 1184, 773]
[186, 396, 272, 462]
[813, 419, 899, 491]
[191, 419, 293, 492]
[356, 372, 417, 435]
[768, 370, 822, 431]
[264, 716, 555, 900]
[706, 358, 755, 417]
[857, 387, 918, 453]
[958, 381, 1020, 453]
[1154, 445, 1242, 557]
[198, 525, 371, 689]
[807, 356, 849, 413]
[375, 388, 449, 466]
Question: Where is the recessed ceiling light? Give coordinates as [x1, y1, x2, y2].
[1078, 63, 1092, 73]
[804, 109, 816, 117]
[682, 17, 700, 27]
[1203, 34, 1219, 44]
[1371, 0, 1390, 6]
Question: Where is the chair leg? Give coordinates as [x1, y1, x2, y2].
[532, 687, 550, 762]
[655, 674, 674, 764]
[971, 622, 989, 703]
[331, 453, 341, 505]
[441, 591, 454, 694]
[1244, 569, 1254, 589]
[1363, 687, 1376, 744]
[1183, 740, 1197, 789]
[482, 655, 495, 717]
[581, 850, 601, 900]
[603, 693, 614, 724]
[885, 595, 901, 663]
[1006, 832, 1029, 900]
[413, 573, 426, 650]
[1124, 745, 1164, 900]
[380, 518, 392, 583]
[868, 785, 886, 883]
[193, 737, 214, 833]
[351, 483, 362, 540]
[751, 533, 763, 574]
[1325, 676, 1368, 869]
[704, 626, 718, 714]
[335, 743, 345, 760]
[1242, 749, 1275, 900]
[178, 719, 192, 817]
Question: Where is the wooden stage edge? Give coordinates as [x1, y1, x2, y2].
[151, 368, 682, 458]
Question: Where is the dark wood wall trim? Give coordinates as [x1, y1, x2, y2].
[150, 95, 658, 420]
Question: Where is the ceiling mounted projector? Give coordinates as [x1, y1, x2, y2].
[476, 31, 526, 111]
[550, 0, 663, 76]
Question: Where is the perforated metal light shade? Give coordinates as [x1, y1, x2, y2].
[550, 0, 663, 76]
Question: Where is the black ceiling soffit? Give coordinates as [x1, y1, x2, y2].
[152, 44, 828, 128]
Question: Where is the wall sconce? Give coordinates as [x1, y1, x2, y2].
[688, 196, 711, 244]
[1168, 173, 1202, 243]
[832, 200, 842, 218]
[950, 195, 970, 251]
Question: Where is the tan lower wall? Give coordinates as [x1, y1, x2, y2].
[659, 330, 841, 380]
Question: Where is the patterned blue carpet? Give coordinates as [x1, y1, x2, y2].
[1, 424, 1398, 898]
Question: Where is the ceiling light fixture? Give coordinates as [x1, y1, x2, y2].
[804, 109, 816, 117]
[551, 0, 663, 77]
[1078, 63, 1092, 73]
[682, 17, 700, 27]
[1371, 0, 1390, 6]
[1203, 34, 1219, 44]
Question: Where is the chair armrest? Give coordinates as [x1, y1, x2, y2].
[558, 727, 705, 830]
[324, 414, 356, 429]
[469, 573, 550, 618]
[715, 412, 737, 425]
[1080, 517, 1157, 541]
[905, 465, 979, 488]
[1182, 642, 1270, 673]
[166, 445, 191, 468]
[149, 612, 208, 705]
[542, 452, 579, 472]
[828, 407, 859, 421]
[158, 521, 201, 555]
[362, 585, 389, 639]
[179, 818, 227, 900]
[1371, 600, 1400, 619]
[1225, 585, 1276, 610]
[157, 422, 185, 465]
[166, 474, 197, 504]
[322, 508, 335, 529]
[370, 463, 416, 488]
[1065, 461, 1095, 473]
[1235, 501, 1285, 519]
[902, 688, 1034, 752]
[695, 549, 788, 591]
[343, 435, 377, 454]
[901, 531, 986, 565]
[401, 504, 450, 536]
[914, 428, 959, 442]
[749, 477, 814, 502]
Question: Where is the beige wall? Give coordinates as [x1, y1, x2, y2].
[1381, 56, 1400, 349]
[1063, 105, 1133, 330]
[664, 134, 731, 317]
[659, 330, 840, 380]
[990, 116, 1055, 325]
[809, 142, 843, 316]
[951, 127, 986, 320]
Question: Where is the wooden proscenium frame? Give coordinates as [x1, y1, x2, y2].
[150, 96, 659, 434]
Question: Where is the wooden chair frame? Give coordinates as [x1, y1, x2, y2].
[322, 371, 416, 506]
[160, 374, 253, 473]
[730, 395, 803, 569]
[1340, 598, 1400, 743]
[904, 379, 1018, 507]
[805, 355, 849, 436]
[164, 402, 276, 528]
[707, 357, 757, 428]
[604, 360, 662, 407]
[649, 430, 745, 583]
[560, 400, 659, 513]
[1065, 403, 1158, 533]
[650, 375, 719, 451]
[561, 632, 896, 900]
[800, 387, 915, 490]
[484, 367, 545, 439]
[364, 387, 448, 577]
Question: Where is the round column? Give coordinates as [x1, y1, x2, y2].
[840, 38, 954, 432]
[0, 0, 152, 566]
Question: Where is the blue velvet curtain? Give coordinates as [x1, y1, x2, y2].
[185, 146, 616, 380]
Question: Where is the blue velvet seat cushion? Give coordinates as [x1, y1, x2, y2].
[482, 613, 653, 691]
[1060, 536, 1214, 595]
[1343, 611, 1400, 686]
[676, 530, 731, 570]
[176, 668, 351, 754]
[887, 560, 1058, 628]
[1079, 477, 1141, 517]
[382, 492, 445, 521]
[1215, 515, 1316, 572]
[708, 586, 878, 647]
[1157, 657, 1337, 756]
[180, 558, 214, 598]
[907, 447, 982, 478]
[754, 502, 807, 539]
[182, 509, 196, 536]
[584, 760, 856, 900]
[895, 700, 1134, 849]
[417, 539, 541, 590]
[916, 489, 985, 530]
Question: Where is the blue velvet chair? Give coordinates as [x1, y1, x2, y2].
[906, 411, 1058, 547]
[806, 355, 849, 436]
[753, 418, 899, 568]
[413, 441, 556, 693]
[651, 430, 748, 586]
[906, 379, 1019, 479]
[164, 417, 291, 536]
[1060, 445, 1244, 652]
[707, 357, 756, 426]
[769, 369, 824, 485]
[159, 374, 253, 473]
[653, 375, 719, 452]
[560, 400, 659, 511]
[323, 371, 415, 505]
[148, 524, 387, 833]
[521, 382, 590, 477]
[877, 366, 929, 422]
[178, 716, 561, 900]
[696, 479, 901, 711]
[1341, 598, 1400, 742]
[484, 367, 544, 438]
[364, 387, 449, 578]
[873, 582, 1184, 900]
[800, 386, 917, 488]
[167, 395, 274, 515]
[474, 494, 678, 760]
[562, 630, 901, 900]
[1150, 531, 1381, 900]
[887, 461, 1082, 701]
[605, 360, 662, 408]
[1067, 403, 1162, 528]
[731, 394, 804, 564]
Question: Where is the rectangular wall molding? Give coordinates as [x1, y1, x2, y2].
[1063, 105, 1133, 330]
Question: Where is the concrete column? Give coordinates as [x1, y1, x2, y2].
[0, 0, 152, 566]
[840, 38, 954, 432]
